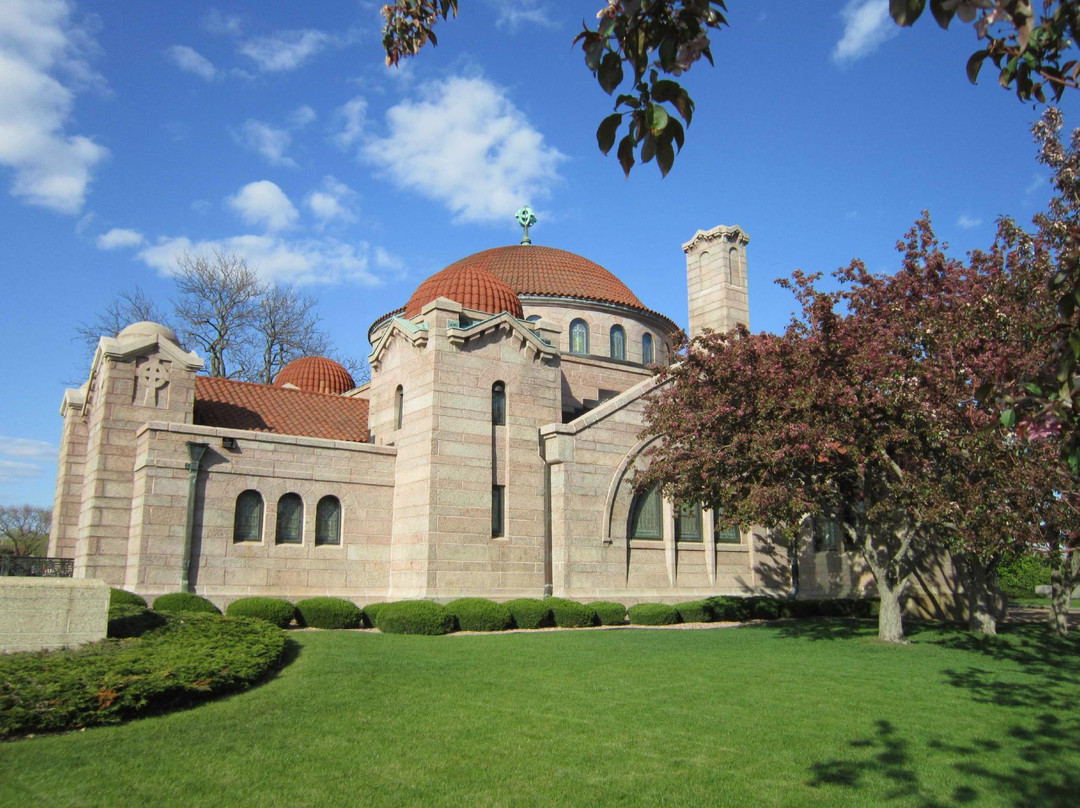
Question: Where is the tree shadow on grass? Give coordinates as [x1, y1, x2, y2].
[806, 625, 1080, 807]
[771, 617, 878, 642]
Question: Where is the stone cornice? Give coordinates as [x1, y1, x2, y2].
[682, 224, 751, 253]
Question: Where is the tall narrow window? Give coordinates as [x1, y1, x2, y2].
[569, 319, 589, 355]
[675, 502, 703, 542]
[628, 484, 662, 540]
[714, 509, 740, 544]
[394, 385, 404, 430]
[315, 495, 341, 546]
[233, 490, 264, 542]
[813, 516, 841, 551]
[276, 493, 303, 544]
[642, 333, 654, 365]
[492, 381, 506, 425]
[492, 485, 505, 538]
[610, 325, 626, 360]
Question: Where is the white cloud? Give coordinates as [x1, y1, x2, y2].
[137, 233, 383, 287]
[363, 76, 565, 224]
[306, 176, 358, 225]
[334, 96, 366, 149]
[290, 105, 316, 127]
[203, 9, 242, 37]
[238, 29, 329, 72]
[97, 227, 144, 249]
[0, 436, 58, 462]
[832, 0, 899, 64]
[0, 0, 109, 214]
[957, 214, 982, 229]
[165, 45, 217, 80]
[486, 0, 558, 31]
[235, 119, 296, 167]
[0, 460, 45, 485]
[226, 180, 299, 231]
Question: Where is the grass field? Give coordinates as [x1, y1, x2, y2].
[2, 619, 1078, 807]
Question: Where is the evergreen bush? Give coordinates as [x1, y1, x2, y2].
[706, 596, 753, 621]
[109, 588, 147, 609]
[748, 597, 781, 620]
[376, 600, 456, 635]
[998, 555, 1052, 597]
[504, 598, 554, 629]
[545, 597, 594, 628]
[628, 602, 681, 625]
[225, 597, 297, 628]
[152, 592, 221, 615]
[295, 597, 365, 629]
[0, 612, 285, 738]
[589, 601, 628, 626]
[107, 604, 166, 639]
[362, 602, 385, 628]
[674, 600, 716, 623]
[446, 598, 513, 632]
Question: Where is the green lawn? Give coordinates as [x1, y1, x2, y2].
[2, 620, 1078, 807]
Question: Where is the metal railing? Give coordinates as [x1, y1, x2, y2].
[0, 556, 75, 577]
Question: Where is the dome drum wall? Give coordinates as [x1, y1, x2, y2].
[519, 299, 674, 367]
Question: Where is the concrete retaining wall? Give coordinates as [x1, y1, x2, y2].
[0, 577, 109, 653]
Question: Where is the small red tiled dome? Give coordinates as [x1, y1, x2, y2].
[404, 265, 524, 319]
[273, 356, 355, 395]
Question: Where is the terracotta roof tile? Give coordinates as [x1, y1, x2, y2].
[194, 376, 369, 443]
[273, 356, 355, 395]
[404, 265, 524, 319]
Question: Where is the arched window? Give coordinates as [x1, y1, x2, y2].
[675, 502, 703, 542]
[569, 319, 589, 355]
[610, 325, 626, 360]
[642, 333, 654, 366]
[276, 493, 304, 544]
[492, 485, 505, 538]
[233, 490, 264, 542]
[628, 484, 662, 540]
[813, 515, 841, 552]
[315, 495, 341, 546]
[491, 381, 506, 425]
[525, 314, 541, 323]
[394, 385, 404, 430]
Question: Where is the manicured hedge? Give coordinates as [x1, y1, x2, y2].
[225, 597, 297, 628]
[376, 600, 456, 635]
[706, 596, 754, 622]
[628, 602, 682, 626]
[362, 603, 385, 628]
[504, 598, 554, 629]
[545, 597, 595, 628]
[107, 604, 166, 639]
[674, 600, 716, 623]
[109, 588, 147, 609]
[0, 613, 286, 738]
[296, 597, 365, 629]
[446, 598, 513, 632]
[152, 592, 221, 615]
[589, 601, 628, 626]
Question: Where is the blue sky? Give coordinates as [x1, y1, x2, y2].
[1, 0, 1076, 509]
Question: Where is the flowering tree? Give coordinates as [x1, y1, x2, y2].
[382, 1, 1079, 175]
[641, 212, 1063, 640]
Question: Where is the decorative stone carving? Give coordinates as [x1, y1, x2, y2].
[135, 357, 170, 407]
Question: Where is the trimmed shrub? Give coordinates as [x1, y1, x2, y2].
[225, 597, 297, 628]
[628, 602, 682, 626]
[446, 598, 513, 632]
[675, 600, 716, 623]
[109, 588, 147, 609]
[589, 601, 628, 626]
[504, 598, 554, 630]
[707, 596, 753, 622]
[376, 600, 456, 635]
[107, 604, 166, 639]
[362, 602, 385, 628]
[545, 597, 594, 628]
[0, 612, 286, 739]
[999, 555, 1052, 597]
[296, 597, 365, 629]
[748, 596, 781, 620]
[152, 592, 221, 615]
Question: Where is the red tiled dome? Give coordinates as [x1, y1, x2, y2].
[442, 245, 646, 310]
[273, 356, 355, 395]
[405, 265, 524, 319]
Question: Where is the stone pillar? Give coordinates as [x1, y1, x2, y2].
[683, 225, 751, 340]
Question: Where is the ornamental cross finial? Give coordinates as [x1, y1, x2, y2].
[515, 206, 537, 245]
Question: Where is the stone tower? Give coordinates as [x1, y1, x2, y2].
[683, 225, 750, 339]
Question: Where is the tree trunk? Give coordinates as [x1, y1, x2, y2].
[1048, 547, 1077, 638]
[959, 554, 999, 636]
[874, 579, 907, 644]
